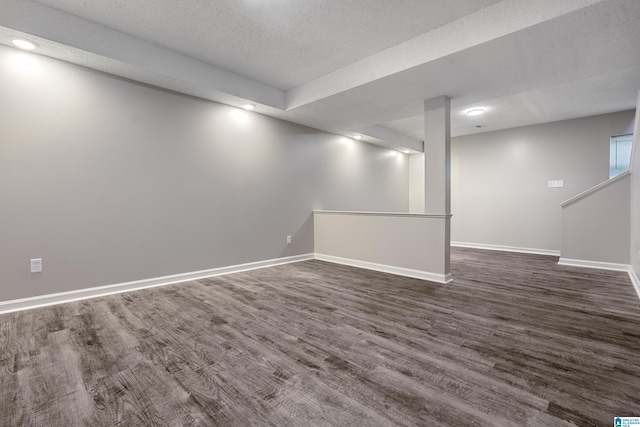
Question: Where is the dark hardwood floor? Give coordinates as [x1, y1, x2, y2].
[1, 248, 639, 426]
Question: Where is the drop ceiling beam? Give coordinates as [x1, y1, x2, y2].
[0, 1, 285, 110]
[285, 0, 607, 110]
[358, 125, 423, 152]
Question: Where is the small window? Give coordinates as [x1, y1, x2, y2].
[609, 134, 633, 178]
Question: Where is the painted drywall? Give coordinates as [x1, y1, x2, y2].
[409, 154, 425, 213]
[445, 111, 636, 252]
[561, 174, 630, 264]
[630, 91, 640, 280]
[0, 45, 408, 301]
[314, 212, 450, 281]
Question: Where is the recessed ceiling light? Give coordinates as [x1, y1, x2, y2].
[242, 103, 255, 110]
[12, 39, 38, 50]
[354, 135, 362, 140]
[466, 108, 485, 116]
[403, 150, 411, 153]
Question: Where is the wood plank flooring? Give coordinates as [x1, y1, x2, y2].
[1, 248, 639, 426]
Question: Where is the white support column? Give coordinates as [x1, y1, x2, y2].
[423, 96, 451, 214]
[423, 96, 451, 277]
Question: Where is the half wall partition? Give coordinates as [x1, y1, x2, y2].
[313, 211, 452, 284]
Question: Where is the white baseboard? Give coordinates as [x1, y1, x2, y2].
[557, 258, 630, 272]
[314, 253, 452, 284]
[451, 241, 560, 257]
[0, 253, 314, 315]
[558, 259, 640, 301]
[628, 269, 640, 300]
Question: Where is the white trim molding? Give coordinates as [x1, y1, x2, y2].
[0, 253, 314, 315]
[314, 253, 452, 284]
[314, 210, 452, 219]
[628, 269, 640, 300]
[558, 259, 640, 301]
[560, 171, 631, 207]
[558, 258, 630, 272]
[451, 241, 560, 257]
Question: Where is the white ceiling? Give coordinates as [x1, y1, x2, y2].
[35, 0, 502, 90]
[0, 0, 639, 151]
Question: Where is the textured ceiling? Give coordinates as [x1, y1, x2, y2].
[1, 0, 639, 151]
[36, 0, 501, 90]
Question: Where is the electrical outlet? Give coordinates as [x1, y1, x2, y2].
[548, 180, 564, 188]
[30, 258, 42, 273]
[286, 235, 292, 244]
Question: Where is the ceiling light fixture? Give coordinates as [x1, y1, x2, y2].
[12, 39, 38, 51]
[242, 103, 255, 110]
[466, 108, 485, 116]
[354, 135, 362, 140]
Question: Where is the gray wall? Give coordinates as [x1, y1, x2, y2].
[409, 153, 425, 213]
[561, 174, 630, 264]
[451, 111, 636, 252]
[630, 92, 640, 279]
[314, 212, 450, 281]
[0, 45, 409, 301]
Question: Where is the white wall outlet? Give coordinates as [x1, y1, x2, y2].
[548, 180, 564, 188]
[286, 235, 292, 244]
[30, 258, 42, 273]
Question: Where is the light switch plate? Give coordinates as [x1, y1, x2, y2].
[30, 258, 42, 273]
